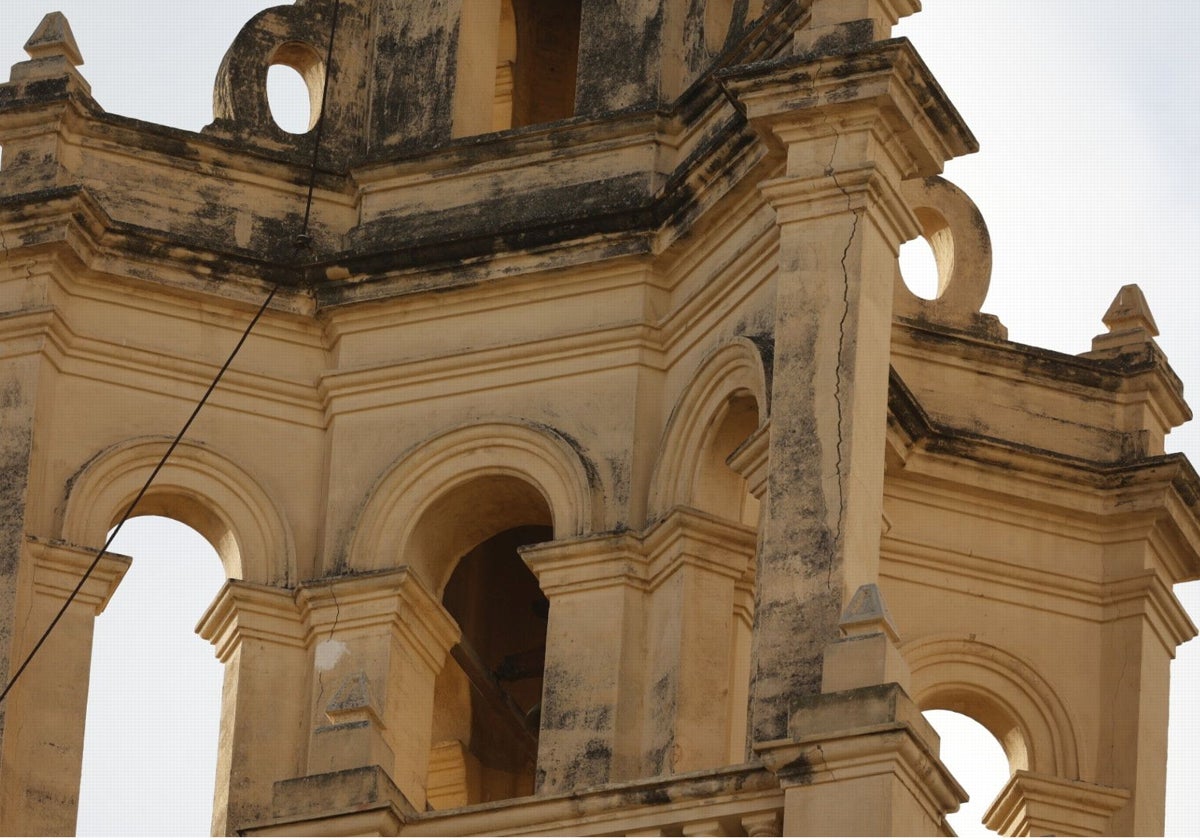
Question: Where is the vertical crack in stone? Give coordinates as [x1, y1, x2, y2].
[822, 92, 859, 594]
[314, 581, 343, 715]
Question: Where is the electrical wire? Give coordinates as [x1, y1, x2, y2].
[0, 0, 343, 705]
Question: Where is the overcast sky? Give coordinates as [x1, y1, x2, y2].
[3, 1, 1199, 836]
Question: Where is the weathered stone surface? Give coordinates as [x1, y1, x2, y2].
[0, 2, 1197, 837]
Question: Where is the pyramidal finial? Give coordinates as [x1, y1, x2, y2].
[1089, 284, 1160, 354]
[1101, 284, 1159, 337]
[24, 12, 84, 67]
[838, 583, 900, 642]
[324, 671, 382, 726]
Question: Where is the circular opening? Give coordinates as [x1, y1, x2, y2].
[267, 63, 314, 134]
[704, 0, 735, 54]
[899, 235, 941, 301]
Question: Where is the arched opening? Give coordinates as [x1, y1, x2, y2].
[924, 709, 1009, 837]
[693, 391, 761, 765]
[453, 0, 578, 137]
[510, 0, 581, 127]
[694, 391, 761, 527]
[424, 477, 553, 808]
[77, 516, 226, 836]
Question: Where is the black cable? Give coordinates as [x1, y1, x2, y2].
[297, 0, 342, 249]
[0, 286, 277, 705]
[0, 0, 343, 705]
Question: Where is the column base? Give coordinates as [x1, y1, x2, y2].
[239, 765, 417, 837]
[757, 684, 964, 836]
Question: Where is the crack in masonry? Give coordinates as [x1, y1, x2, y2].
[1109, 640, 1130, 774]
[313, 581, 343, 717]
[818, 70, 859, 596]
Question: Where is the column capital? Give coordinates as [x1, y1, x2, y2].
[520, 532, 649, 596]
[983, 771, 1130, 836]
[26, 537, 129, 616]
[726, 424, 770, 500]
[643, 507, 758, 586]
[296, 568, 460, 674]
[197, 578, 304, 664]
[721, 40, 976, 180]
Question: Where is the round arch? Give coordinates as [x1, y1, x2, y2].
[59, 436, 296, 585]
[348, 420, 596, 593]
[904, 635, 1081, 779]
[648, 337, 770, 520]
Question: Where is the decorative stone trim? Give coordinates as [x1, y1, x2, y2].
[26, 537, 129, 615]
[983, 771, 1130, 837]
[197, 579, 304, 664]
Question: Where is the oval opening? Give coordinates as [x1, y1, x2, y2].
[267, 64, 314, 134]
[899, 235, 941, 301]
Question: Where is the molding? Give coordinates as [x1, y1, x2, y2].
[196, 578, 305, 664]
[295, 569, 461, 675]
[24, 536, 129, 615]
[983, 771, 1129, 837]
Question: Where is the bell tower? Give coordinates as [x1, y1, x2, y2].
[1, 0, 1197, 835]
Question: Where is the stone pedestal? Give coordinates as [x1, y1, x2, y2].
[759, 684, 964, 837]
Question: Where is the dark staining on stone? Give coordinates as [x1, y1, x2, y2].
[574, 3, 665, 116]
[804, 19, 877, 60]
[529, 421, 603, 493]
[637, 787, 673, 806]
[776, 751, 815, 785]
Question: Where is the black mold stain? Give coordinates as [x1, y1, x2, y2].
[776, 752, 814, 785]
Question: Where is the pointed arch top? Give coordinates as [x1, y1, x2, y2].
[59, 437, 296, 586]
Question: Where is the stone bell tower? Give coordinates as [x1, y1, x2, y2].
[1, 0, 1197, 835]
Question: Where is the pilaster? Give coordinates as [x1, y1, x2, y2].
[521, 533, 649, 790]
[641, 508, 757, 774]
[197, 579, 308, 836]
[0, 539, 128, 836]
[722, 39, 975, 746]
[293, 569, 460, 811]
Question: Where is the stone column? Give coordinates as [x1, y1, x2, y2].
[0, 538, 128, 836]
[198, 579, 309, 836]
[521, 534, 648, 790]
[640, 508, 756, 774]
[294, 569, 460, 811]
[722, 34, 975, 745]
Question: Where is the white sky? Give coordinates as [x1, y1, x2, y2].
[3, 1, 1200, 836]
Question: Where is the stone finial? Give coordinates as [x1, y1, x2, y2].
[838, 583, 901, 642]
[24, 13, 84, 67]
[1089, 284, 1160, 353]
